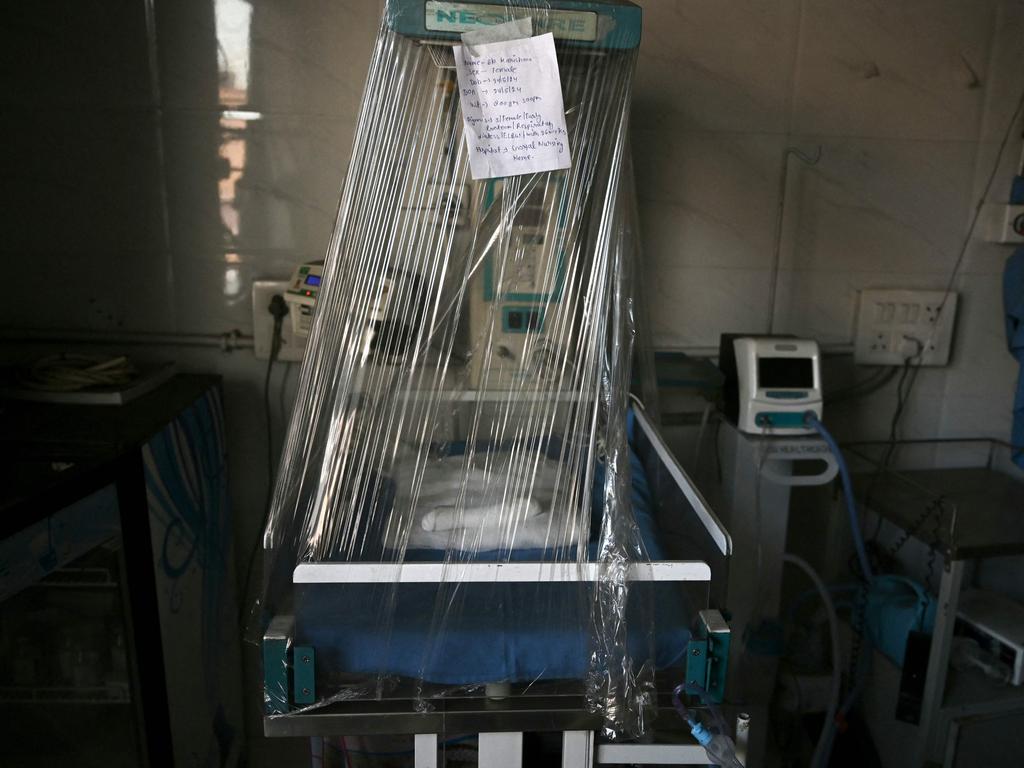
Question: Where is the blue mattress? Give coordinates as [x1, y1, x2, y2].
[294, 415, 692, 684]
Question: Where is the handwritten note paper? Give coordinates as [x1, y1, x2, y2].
[454, 33, 571, 180]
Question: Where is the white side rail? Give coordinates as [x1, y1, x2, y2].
[294, 560, 710, 584]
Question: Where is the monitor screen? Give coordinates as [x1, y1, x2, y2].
[758, 357, 813, 389]
[305, 274, 322, 286]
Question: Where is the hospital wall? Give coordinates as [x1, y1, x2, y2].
[634, 1, 1024, 448]
[2, 0, 1024, 761]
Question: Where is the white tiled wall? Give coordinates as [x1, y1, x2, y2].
[790, 1, 996, 141]
[631, 0, 1024, 445]
[2, 0, 1024, 759]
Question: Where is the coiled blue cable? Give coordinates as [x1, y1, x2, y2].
[804, 413, 874, 582]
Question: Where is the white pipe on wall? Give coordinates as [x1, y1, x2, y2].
[0, 327, 255, 351]
[656, 343, 855, 359]
[1, 329, 855, 358]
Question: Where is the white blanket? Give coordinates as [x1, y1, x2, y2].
[384, 455, 582, 552]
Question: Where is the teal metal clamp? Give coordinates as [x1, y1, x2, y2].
[263, 616, 317, 714]
[684, 609, 730, 704]
[263, 616, 294, 715]
[293, 646, 316, 706]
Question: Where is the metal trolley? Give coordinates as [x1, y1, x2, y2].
[848, 438, 1024, 767]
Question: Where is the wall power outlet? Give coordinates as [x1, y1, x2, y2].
[253, 280, 307, 362]
[853, 289, 958, 366]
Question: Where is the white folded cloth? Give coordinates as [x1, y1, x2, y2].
[420, 498, 543, 532]
[384, 454, 582, 552]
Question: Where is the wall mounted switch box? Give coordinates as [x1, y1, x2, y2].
[253, 280, 308, 362]
[854, 289, 957, 366]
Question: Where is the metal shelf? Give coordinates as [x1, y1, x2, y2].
[848, 438, 1024, 561]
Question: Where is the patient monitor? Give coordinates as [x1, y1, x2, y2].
[720, 335, 823, 435]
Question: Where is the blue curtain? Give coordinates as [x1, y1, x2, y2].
[1003, 247, 1024, 467]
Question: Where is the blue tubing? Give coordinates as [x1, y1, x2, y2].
[804, 414, 875, 582]
[671, 683, 696, 725]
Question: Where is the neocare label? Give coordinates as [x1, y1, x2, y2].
[425, 1, 598, 42]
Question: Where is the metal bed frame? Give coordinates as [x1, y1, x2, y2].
[261, 406, 734, 766]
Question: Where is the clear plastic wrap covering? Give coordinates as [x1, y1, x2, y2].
[257, 0, 668, 738]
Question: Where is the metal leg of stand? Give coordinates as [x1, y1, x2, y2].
[915, 559, 964, 765]
[479, 732, 523, 768]
[414, 733, 438, 768]
[562, 730, 594, 768]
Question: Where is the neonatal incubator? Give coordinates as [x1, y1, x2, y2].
[254, 0, 734, 758]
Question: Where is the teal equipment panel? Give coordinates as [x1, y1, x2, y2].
[754, 411, 815, 429]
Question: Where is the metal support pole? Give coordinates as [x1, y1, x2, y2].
[562, 730, 594, 768]
[414, 733, 438, 768]
[479, 732, 523, 768]
[915, 559, 964, 765]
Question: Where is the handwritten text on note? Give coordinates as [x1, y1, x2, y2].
[454, 33, 571, 180]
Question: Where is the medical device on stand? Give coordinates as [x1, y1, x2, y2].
[466, 174, 570, 387]
[283, 262, 323, 337]
[719, 335, 823, 434]
[253, 2, 738, 766]
[683, 334, 836, 766]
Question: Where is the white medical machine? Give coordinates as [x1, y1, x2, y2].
[467, 174, 570, 387]
[721, 336, 823, 435]
[283, 262, 323, 337]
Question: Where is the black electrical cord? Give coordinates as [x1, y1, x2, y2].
[886, 499, 938, 556]
[859, 88, 1024, 564]
[883, 85, 1024, 445]
[858, 349, 947, 587]
[840, 82, 1024, 718]
[880, 354, 921, 466]
[827, 365, 899, 405]
[862, 353, 921, 548]
[834, 364, 889, 392]
[240, 294, 289, 625]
